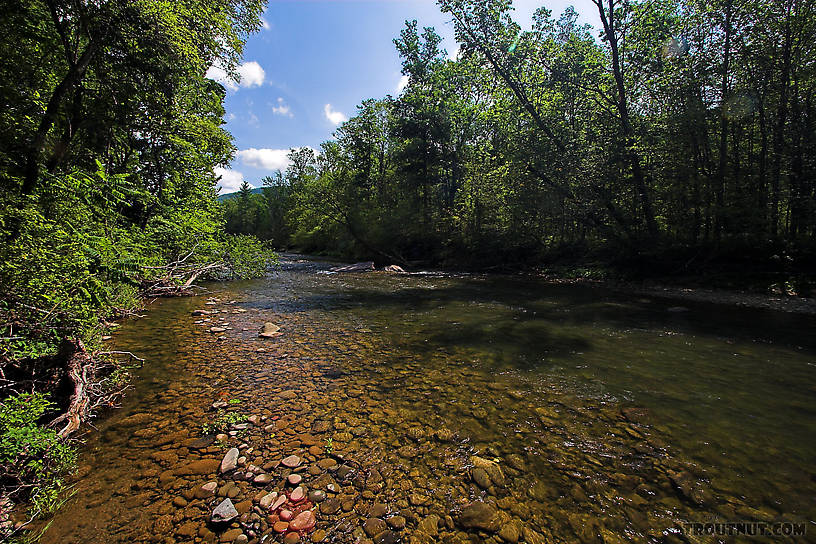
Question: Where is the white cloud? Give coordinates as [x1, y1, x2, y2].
[205, 61, 265, 91]
[237, 148, 291, 171]
[271, 97, 293, 117]
[237, 61, 265, 88]
[226, 113, 236, 121]
[395, 75, 409, 94]
[447, 46, 461, 61]
[214, 166, 245, 192]
[324, 103, 348, 125]
[261, 17, 270, 30]
[206, 63, 236, 91]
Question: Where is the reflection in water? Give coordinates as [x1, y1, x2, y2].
[39, 256, 816, 543]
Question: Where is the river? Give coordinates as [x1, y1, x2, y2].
[39, 255, 816, 543]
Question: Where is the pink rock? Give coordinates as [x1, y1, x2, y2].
[289, 510, 316, 532]
[270, 494, 287, 511]
[287, 473, 302, 485]
[289, 486, 305, 503]
[281, 455, 301, 468]
[279, 509, 293, 521]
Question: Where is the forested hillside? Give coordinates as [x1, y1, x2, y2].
[0, 0, 271, 521]
[226, 0, 815, 278]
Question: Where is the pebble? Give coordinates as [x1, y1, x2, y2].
[280, 509, 293, 521]
[211, 498, 239, 524]
[282, 454, 302, 468]
[307, 489, 326, 503]
[290, 486, 306, 502]
[289, 509, 317, 531]
[195, 481, 218, 499]
[259, 492, 278, 509]
[320, 498, 341, 515]
[287, 473, 302, 485]
[270, 494, 287, 511]
[458, 501, 499, 532]
[363, 518, 387, 537]
[220, 447, 240, 473]
[273, 521, 289, 533]
[254, 473, 273, 485]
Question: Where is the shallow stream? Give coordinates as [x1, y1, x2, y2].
[39, 255, 816, 543]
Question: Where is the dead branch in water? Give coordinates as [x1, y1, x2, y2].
[141, 260, 226, 297]
[47, 342, 142, 438]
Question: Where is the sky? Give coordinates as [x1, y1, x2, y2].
[210, 0, 600, 193]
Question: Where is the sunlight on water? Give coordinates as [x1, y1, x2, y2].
[39, 256, 816, 543]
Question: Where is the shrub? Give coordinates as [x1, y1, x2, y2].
[0, 393, 76, 514]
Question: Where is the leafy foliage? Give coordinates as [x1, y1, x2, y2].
[0, 0, 271, 524]
[0, 393, 76, 513]
[227, 0, 816, 280]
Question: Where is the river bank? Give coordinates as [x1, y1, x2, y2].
[536, 275, 816, 315]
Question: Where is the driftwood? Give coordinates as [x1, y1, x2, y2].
[329, 261, 375, 273]
[48, 340, 143, 438]
[51, 339, 92, 438]
[142, 261, 226, 297]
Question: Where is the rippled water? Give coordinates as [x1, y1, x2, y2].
[38, 255, 816, 543]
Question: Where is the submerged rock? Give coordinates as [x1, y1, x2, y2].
[195, 481, 218, 499]
[364, 518, 387, 537]
[270, 494, 287, 511]
[290, 486, 306, 502]
[471, 455, 506, 487]
[289, 510, 317, 531]
[260, 322, 282, 338]
[259, 492, 278, 509]
[472, 467, 491, 489]
[281, 454, 301, 468]
[211, 498, 239, 524]
[220, 447, 239, 473]
[458, 501, 500, 532]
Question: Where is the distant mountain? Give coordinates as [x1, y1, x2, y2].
[217, 187, 264, 202]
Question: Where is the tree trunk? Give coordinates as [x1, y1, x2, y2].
[715, 0, 733, 239]
[770, 4, 793, 237]
[21, 43, 95, 195]
[595, 0, 659, 238]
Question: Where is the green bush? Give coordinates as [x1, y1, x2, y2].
[0, 393, 76, 513]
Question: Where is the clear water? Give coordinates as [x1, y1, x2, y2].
[38, 255, 816, 543]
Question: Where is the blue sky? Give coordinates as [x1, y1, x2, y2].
[211, 0, 600, 192]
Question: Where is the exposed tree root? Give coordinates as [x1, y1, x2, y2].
[47, 340, 143, 438]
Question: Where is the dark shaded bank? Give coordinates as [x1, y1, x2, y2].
[280, 249, 816, 316]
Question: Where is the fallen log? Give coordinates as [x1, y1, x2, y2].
[329, 261, 375, 273]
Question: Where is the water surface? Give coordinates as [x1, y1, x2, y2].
[40, 255, 816, 543]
